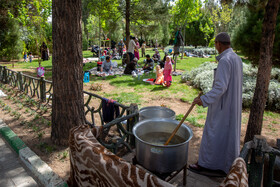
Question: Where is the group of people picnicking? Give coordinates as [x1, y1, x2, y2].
[19, 32, 244, 178]
[94, 32, 244, 178]
[97, 36, 174, 87]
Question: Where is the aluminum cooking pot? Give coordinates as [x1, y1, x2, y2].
[139, 106, 176, 121]
[133, 118, 193, 174]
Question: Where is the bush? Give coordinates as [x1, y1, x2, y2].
[181, 62, 280, 110]
[0, 18, 24, 61]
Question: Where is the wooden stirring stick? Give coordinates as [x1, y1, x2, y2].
[164, 92, 202, 146]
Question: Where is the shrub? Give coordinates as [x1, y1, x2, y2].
[181, 62, 280, 110]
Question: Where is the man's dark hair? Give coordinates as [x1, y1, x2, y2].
[146, 54, 150, 58]
[106, 56, 110, 60]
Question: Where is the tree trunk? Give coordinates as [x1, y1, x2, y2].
[52, 0, 85, 145]
[181, 27, 185, 60]
[99, 15, 101, 59]
[244, 0, 280, 143]
[125, 0, 130, 48]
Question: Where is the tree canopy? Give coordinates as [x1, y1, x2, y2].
[0, 0, 51, 60]
[231, 0, 280, 65]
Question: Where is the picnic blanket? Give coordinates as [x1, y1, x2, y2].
[0, 90, 7, 97]
[88, 67, 125, 77]
[83, 58, 99, 64]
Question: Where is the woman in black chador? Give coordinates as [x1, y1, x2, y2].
[40, 42, 49, 61]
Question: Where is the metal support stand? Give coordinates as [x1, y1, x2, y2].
[133, 156, 187, 185]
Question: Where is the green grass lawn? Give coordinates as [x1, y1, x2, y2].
[2, 49, 280, 128]
[82, 48, 214, 106]
[0, 49, 223, 107]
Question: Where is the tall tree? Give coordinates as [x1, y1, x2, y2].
[171, 0, 200, 61]
[231, 0, 280, 65]
[171, 0, 200, 28]
[125, 0, 130, 48]
[244, 0, 280, 142]
[211, 3, 232, 33]
[0, 0, 24, 60]
[86, 0, 119, 57]
[52, 0, 85, 145]
[129, 0, 171, 43]
[184, 8, 214, 47]
[0, 0, 51, 60]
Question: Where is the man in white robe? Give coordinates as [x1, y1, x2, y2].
[190, 32, 243, 174]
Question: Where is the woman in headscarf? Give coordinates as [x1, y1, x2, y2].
[134, 38, 140, 60]
[163, 56, 172, 87]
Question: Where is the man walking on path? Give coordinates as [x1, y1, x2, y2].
[190, 32, 243, 175]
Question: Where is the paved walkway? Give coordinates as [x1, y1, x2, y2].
[170, 169, 224, 187]
[0, 136, 38, 187]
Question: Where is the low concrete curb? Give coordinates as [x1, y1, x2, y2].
[0, 119, 68, 187]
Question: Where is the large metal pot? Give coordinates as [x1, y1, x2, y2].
[133, 118, 193, 174]
[139, 106, 176, 121]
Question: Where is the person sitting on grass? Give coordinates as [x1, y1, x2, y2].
[152, 50, 161, 63]
[143, 54, 154, 73]
[154, 65, 164, 85]
[124, 58, 138, 75]
[37, 62, 45, 77]
[100, 56, 113, 76]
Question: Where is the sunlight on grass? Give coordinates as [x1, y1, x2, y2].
[175, 114, 204, 128]
[103, 92, 142, 105]
[197, 114, 206, 120]
[196, 106, 207, 113]
[176, 56, 216, 71]
[83, 62, 96, 71]
[4, 49, 280, 122]
[83, 50, 94, 58]
[6, 58, 52, 70]
[264, 111, 280, 119]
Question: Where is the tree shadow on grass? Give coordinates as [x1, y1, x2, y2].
[21, 71, 37, 77]
[150, 86, 169, 92]
[109, 79, 152, 87]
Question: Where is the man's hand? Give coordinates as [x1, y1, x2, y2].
[193, 96, 203, 106]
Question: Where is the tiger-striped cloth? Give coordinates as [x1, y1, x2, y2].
[68, 125, 174, 187]
[219, 157, 248, 187]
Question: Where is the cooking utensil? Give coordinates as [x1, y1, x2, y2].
[139, 106, 175, 121]
[133, 118, 193, 173]
[164, 92, 202, 146]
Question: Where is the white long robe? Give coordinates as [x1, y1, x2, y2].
[198, 48, 243, 173]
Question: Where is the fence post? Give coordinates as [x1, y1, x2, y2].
[249, 135, 269, 187]
[127, 103, 139, 147]
[17, 72, 23, 91]
[3, 66, 7, 84]
[40, 77, 46, 102]
[0, 66, 2, 82]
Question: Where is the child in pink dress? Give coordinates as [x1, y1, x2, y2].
[163, 56, 172, 87]
[37, 62, 45, 77]
[134, 39, 140, 60]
